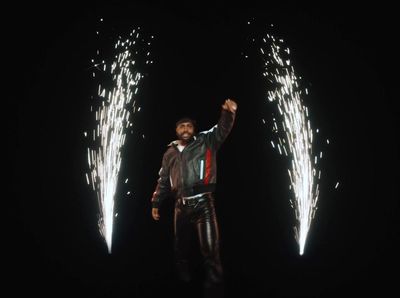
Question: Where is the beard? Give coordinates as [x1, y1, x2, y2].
[177, 132, 194, 142]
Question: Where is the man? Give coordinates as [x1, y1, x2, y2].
[151, 98, 237, 294]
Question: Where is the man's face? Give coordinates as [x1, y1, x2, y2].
[176, 122, 195, 142]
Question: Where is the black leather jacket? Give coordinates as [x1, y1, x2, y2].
[151, 109, 236, 208]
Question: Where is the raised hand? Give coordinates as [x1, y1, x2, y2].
[222, 99, 238, 113]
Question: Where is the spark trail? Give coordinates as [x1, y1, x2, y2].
[260, 33, 321, 255]
[85, 25, 152, 253]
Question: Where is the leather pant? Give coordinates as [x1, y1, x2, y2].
[174, 193, 223, 286]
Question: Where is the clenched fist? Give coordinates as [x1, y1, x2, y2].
[222, 99, 238, 113]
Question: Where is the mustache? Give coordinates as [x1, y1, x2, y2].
[178, 132, 193, 137]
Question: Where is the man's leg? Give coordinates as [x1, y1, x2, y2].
[196, 197, 224, 289]
[174, 201, 192, 282]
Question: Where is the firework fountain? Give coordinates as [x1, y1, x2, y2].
[260, 31, 321, 255]
[85, 23, 152, 253]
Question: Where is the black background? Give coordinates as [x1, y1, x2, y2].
[12, 2, 398, 297]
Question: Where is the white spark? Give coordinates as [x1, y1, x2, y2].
[335, 182, 339, 189]
[85, 173, 90, 185]
[261, 33, 321, 255]
[86, 28, 146, 253]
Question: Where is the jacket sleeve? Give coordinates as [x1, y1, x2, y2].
[203, 109, 236, 149]
[151, 153, 171, 208]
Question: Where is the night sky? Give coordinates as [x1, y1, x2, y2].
[13, 3, 398, 298]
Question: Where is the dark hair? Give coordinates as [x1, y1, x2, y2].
[175, 117, 197, 129]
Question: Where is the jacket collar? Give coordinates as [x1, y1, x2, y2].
[168, 136, 197, 147]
